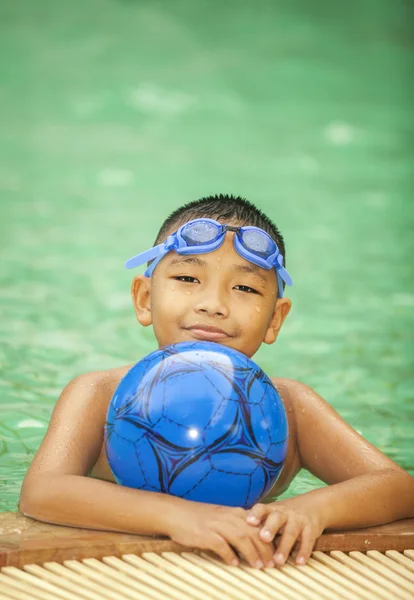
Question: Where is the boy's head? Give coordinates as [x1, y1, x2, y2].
[130, 194, 292, 358]
[153, 194, 287, 277]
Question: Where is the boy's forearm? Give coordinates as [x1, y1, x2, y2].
[20, 474, 186, 536]
[282, 468, 414, 531]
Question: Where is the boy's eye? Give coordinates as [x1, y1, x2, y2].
[234, 284, 259, 294]
[174, 276, 199, 283]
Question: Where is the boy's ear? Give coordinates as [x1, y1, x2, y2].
[263, 297, 292, 345]
[131, 275, 152, 326]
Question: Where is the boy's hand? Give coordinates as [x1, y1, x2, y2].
[165, 501, 276, 568]
[246, 499, 324, 565]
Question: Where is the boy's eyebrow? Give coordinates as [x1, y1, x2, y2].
[233, 264, 268, 285]
[168, 256, 207, 268]
[167, 256, 268, 285]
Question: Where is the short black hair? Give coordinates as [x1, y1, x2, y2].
[153, 193, 287, 291]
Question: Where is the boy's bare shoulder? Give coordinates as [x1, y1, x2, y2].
[271, 377, 318, 407]
[74, 364, 133, 388]
[65, 364, 134, 405]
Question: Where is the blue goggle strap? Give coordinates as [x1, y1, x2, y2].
[144, 254, 165, 277]
[275, 256, 290, 299]
[125, 235, 176, 269]
[275, 254, 292, 287]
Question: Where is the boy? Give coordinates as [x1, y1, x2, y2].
[20, 194, 414, 570]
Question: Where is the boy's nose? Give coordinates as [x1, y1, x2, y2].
[194, 291, 229, 318]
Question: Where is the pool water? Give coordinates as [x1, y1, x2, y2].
[0, 1, 413, 511]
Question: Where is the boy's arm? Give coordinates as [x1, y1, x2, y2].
[247, 379, 414, 564]
[20, 373, 177, 535]
[290, 380, 414, 527]
[20, 373, 275, 568]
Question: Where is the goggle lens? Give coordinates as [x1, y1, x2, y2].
[181, 221, 220, 245]
[239, 228, 276, 258]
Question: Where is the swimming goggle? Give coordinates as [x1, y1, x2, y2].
[125, 218, 293, 298]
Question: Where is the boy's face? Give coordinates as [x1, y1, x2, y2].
[131, 228, 291, 358]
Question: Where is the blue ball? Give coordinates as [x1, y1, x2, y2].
[105, 341, 288, 508]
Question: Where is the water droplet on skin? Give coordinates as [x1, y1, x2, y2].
[185, 291, 192, 295]
[170, 286, 176, 291]
[255, 306, 261, 312]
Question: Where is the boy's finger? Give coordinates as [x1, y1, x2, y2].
[209, 533, 239, 566]
[259, 511, 287, 542]
[251, 532, 276, 568]
[295, 525, 316, 565]
[246, 502, 267, 525]
[273, 522, 301, 564]
[232, 536, 263, 568]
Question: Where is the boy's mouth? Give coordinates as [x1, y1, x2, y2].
[185, 324, 231, 341]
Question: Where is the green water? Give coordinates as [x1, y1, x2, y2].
[0, 0, 413, 511]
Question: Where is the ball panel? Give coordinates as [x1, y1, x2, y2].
[245, 404, 272, 452]
[246, 465, 266, 508]
[203, 399, 239, 448]
[152, 417, 205, 449]
[110, 413, 149, 444]
[260, 386, 288, 432]
[182, 468, 252, 508]
[169, 454, 212, 497]
[134, 435, 171, 492]
[208, 450, 263, 476]
[268, 437, 290, 463]
[152, 370, 232, 430]
[105, 432, 138, 486]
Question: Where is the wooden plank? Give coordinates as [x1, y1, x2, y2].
[1, 512, 413, 568]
